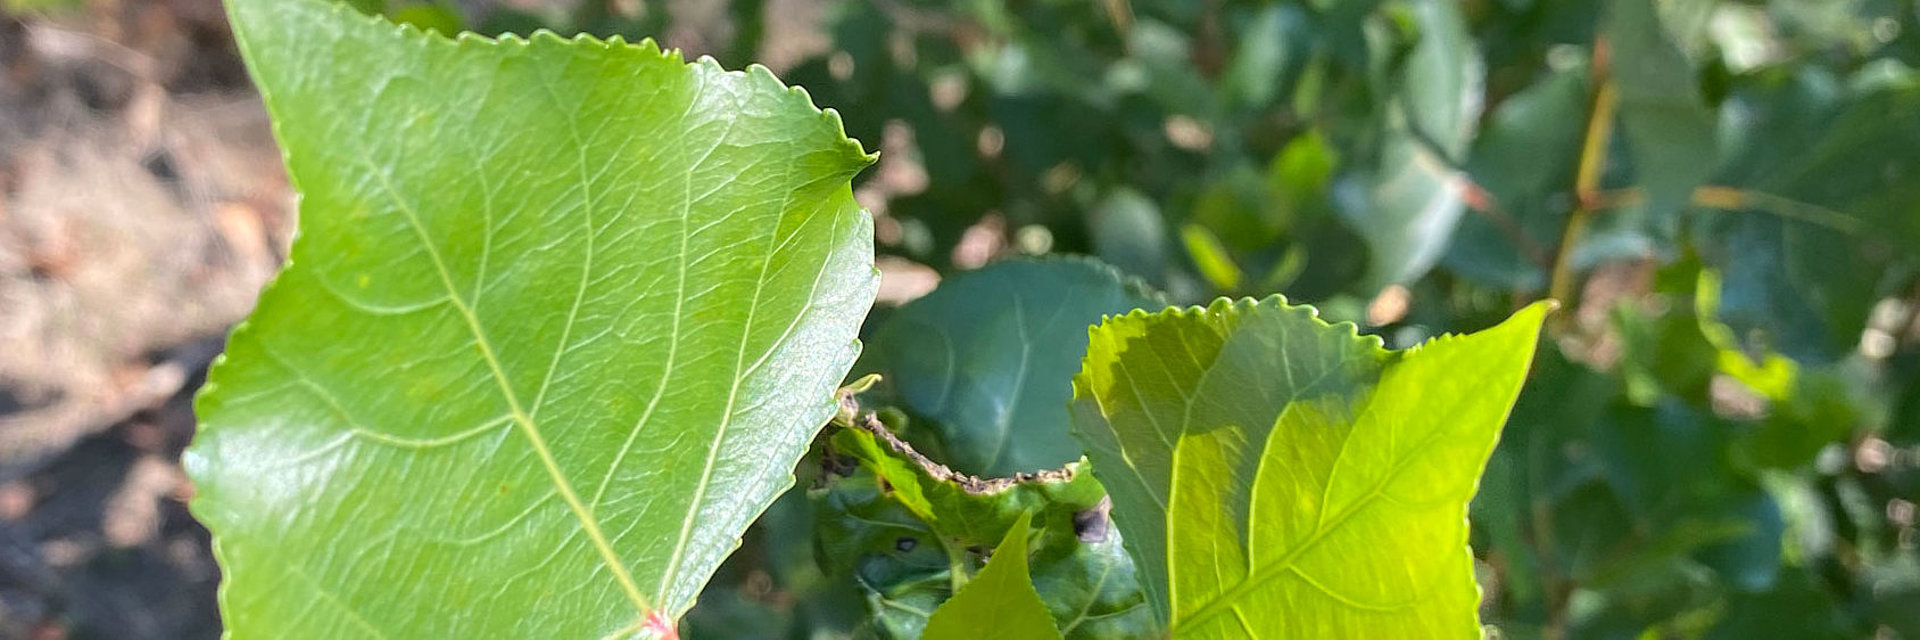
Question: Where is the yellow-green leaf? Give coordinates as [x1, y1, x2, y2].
[922, 511, 1067, 640]
[1070, 298, 1550, 637]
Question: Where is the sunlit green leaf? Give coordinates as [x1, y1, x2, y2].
[185, 1, 877, 636]
[922, 511, 1065, 640]
[828, 425, 1101, 543]
[1181, 225, 1245, 292]
[1071, 297, 1550, 636]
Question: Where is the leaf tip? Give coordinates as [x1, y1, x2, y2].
[1504, 299, 1557, 336]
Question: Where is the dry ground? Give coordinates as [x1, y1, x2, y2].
[0, 0, 853, 636]
[0, 1, 287, 637]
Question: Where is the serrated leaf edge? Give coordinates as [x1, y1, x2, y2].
[192, 0, 880, 633]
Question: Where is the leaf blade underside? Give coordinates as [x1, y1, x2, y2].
[1070, 298, 1549, 637]
[184, 1, 877, 637]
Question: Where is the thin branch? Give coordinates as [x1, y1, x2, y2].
[1102, 0, 1134, 36]
[1546, 38, 1617, 326]
[1587, 186, 1862, 235]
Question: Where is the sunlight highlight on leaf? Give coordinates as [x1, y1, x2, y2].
[1071, 298, 1550, 637]
[184, 0, 877, 636]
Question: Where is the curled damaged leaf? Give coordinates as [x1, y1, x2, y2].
[831, 403, 1080, 498]
[812, 401, 1152, 638]
[186, 0, 877, 637]
[1070, 297, 1551, 637]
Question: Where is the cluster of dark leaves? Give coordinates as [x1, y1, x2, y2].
[386, 0, 1920, 637]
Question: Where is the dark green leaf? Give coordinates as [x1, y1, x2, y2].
[1701, 65, 1920, 362]
[1605, 0, 1718, 223]
[1701, 569, 1852, 640]
[859, 258, 1163, 477]
[1445, 67, 1587, 290]
[1090, 190, 1175, 291]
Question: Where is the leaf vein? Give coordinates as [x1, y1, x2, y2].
[360, 153, 654, 617]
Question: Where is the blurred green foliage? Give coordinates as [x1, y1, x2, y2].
[409, 0, 1920, 636]
[0, 0, 81, 13]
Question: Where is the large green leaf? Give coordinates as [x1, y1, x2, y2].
[921, 510, 1065, 640]
[1070, 297, 1550, 636]
[859, 258, 1163, 477]
[184, 0, 877, 637]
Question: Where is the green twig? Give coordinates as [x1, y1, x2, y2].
[1546, 40, 1617, 333]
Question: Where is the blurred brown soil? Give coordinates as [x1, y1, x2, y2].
[0, 1, 290, 637]
[0, 1, 879, 637]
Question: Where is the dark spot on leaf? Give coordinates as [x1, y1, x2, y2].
[893, 536, 916, 552]
[1075, 496, 1113, 543]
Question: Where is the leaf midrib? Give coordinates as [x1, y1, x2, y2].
[1152, 313, 1352, 621]
[363, 157, 656, 617]
[1173, 354, 1497, 633]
